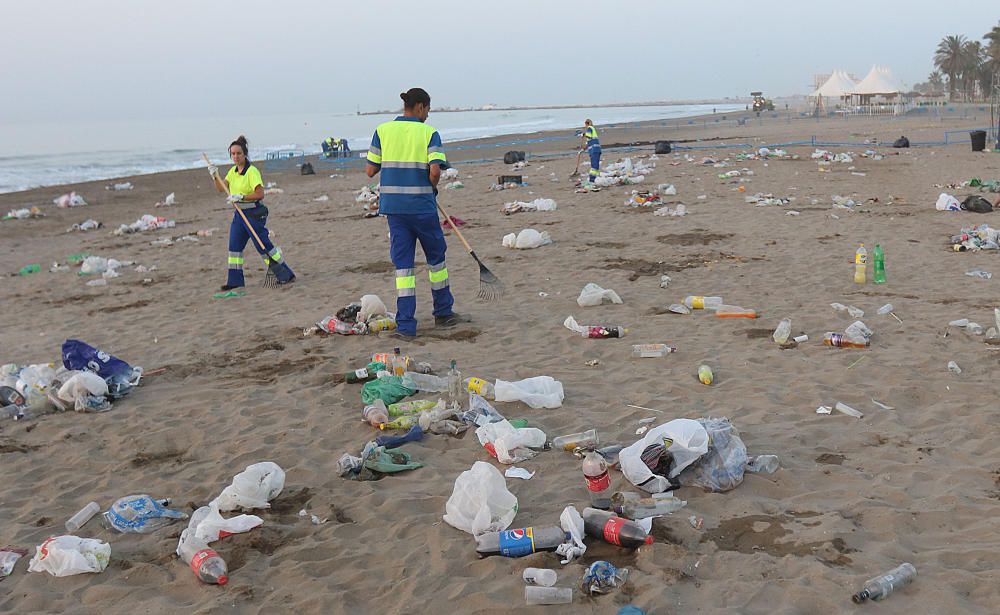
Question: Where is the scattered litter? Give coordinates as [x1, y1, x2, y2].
[501, 198, 557, 215]
[502, 229, 551, 249]
[582, 560, 629, 595]
[114, 215, 175, 235]
[816, 406, 832, 414]
[68, 219, 101, 232]
[659, 275, 671, 288]
[688, 515, 704, 529]
[653, 204, 687, 217]
[298, 510, 328, 525]
[947, 360, 962, 374]
[1, 547, 28, 577]
[577, 283, 622, 307]
[155, 192, 176, 207]
[871, 398, 894, 410]
[834, 402, 863, 418]
[27, 536, 110, 577]
[444, 180, 464, 190]
[54, 191, 87, 208]
[106, 182, 133, 191]
[4, 207, 43, 220]
[313, 195, 329, 202]
[504, 467, 535, 480]
[966, 269, 992, 279]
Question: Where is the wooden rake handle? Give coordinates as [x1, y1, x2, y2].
[436, 199, 475, 255]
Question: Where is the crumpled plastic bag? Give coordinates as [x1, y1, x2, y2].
[476, 419, 546, 464]
[936, 193, 961, 211]
[211, 462, 286, 511]
[61, 339, 134, 379]
[556, 505, 586, 564]
[675, 417, 747, 492]
[443, 461, 518, 535]
[114, 214, 175, 235]
[361, 376, 416, 405]
[28, 536, 110, 576]
[494, 376, 564, 409]
[582, 560, 629, 595]
[188, 504, 262, 543]
[577, 283, 623, 307]
[357, 294, 388, 322]
[54, 191, 87, 208]
[619, 419, 709, 493]
[1, 547, 28, 577]
[458, 393, 506, 425]
[502, 229, 552, 249]
[57, 371, 111, 412]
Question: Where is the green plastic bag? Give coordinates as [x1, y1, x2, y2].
[361, 376, 416, 405]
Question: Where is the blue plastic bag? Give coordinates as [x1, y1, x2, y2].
[102, 495, 188, 534]
[62, 339, 133, 379]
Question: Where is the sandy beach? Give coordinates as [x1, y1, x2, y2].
[4, 107, 1000, 614]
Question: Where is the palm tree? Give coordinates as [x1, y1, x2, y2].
[962, 40, 985, 101]
[928, 71, 945, 94]
[935, 34, 968, 100]
[984, 22, 1000, 67]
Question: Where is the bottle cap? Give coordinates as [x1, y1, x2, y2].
[644, 535, 654, 545]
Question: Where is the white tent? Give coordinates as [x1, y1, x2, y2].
[811, 70, 858, 98]
[850, 65, 902, 96]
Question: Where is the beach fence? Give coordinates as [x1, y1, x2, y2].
[263, 149, 306, 172]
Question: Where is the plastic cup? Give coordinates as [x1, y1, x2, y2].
[525, 586, 572, 605]
[522, 567, 557, 587]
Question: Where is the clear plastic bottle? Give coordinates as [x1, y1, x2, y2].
[464, 377, 495, 399]
[683, 296, 722, 310]
[610, 492, 686, 518]
[65, 501, 100, 533]
[772, 319, 791, 344]
[362, 400, 389, 428]
[698, 364, 713, 385]
[525, 586, 572, 605]
[177, 532, 229, 585]
[391, 347, 406, 377]
[582, 452, 612, 509]
[823, 332, 870, 348]
[582, 508, 653, 548]
[447, 360, 462, 409]
[552, 429, 599, 451]
[631, 344, 676, 358]
[400, 371, 449, 392]
[854, 243, 867, 284]
[852, 563, 916, 603]
[746, 454, 780, 474]
[474, 526, 570, 557]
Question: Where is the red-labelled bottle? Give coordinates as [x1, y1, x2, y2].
[582, 452, 612, 509]
[582, 507, 653, 548]
[177, 533, 228, 585]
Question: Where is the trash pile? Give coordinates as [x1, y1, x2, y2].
[950, 223, 1000, 251]
[54, 191, 87, 208]
[3, 207, 44, 220]
[355, 184, 380, 212]
[624, 190, 662, 207]
[113, 215, 175, 235]
[745, 193, 791, 207]
[736, 147, 797, 161]
[67, 219, 102, 232]
[590, 157, 653, 187]
[964, 178, 1000, 193]
[500, 198, 557, 215]
[307, 294, 397, 336]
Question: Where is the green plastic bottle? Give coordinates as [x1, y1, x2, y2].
[873, 244, 886, 284]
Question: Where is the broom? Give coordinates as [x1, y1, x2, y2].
[437, 199, 503, 302]
[202, 153, 282, 288]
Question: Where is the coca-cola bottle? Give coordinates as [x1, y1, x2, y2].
[582, 452, 612, 509]
[582, 507, 653, 548]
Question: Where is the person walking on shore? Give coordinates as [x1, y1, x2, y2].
[366, 88, 462, 338]
[208, 135, 296, 290]
[580, 119, 601, 185]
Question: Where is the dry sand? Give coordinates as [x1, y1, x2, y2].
[3, 109, 1000, 614]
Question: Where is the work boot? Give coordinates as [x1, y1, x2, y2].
[434, 313, 469, 328]
[220, 284, 242, 291]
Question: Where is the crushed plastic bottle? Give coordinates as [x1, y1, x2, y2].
[631, 344, 676, 358]
[746, 455, 780, 474]
[772, 319, 791, 344]
[102, 495, 188, 533]
[683, 296, 722, 310]
[65, 502, 100, 533]
[947, 360, 961, 374]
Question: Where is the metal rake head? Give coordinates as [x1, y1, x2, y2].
[477, 269, 504, 302]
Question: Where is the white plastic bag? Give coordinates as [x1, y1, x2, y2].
[443, 461, 518, 535]
[494, 376, 564, 409]
[80, 256, 109, 274]
[27, 536, 110, 577]
[576, 283, 622, 307]
[503, 229, 551, 249]
[529, 198, 557, 211]
[619, 419, 709, 493]
[358, 294, 388, 322]
[189, 504, 262, 543]
[476, 420, 547, 464]
[936, 193, 961, 211]
[211, 462, 286, 511]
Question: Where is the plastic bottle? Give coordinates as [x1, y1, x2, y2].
[852, 563, 916, 603]
[372, 352, 411, 371]
[525, 586, 573, 605]
[400, 371, 448, 392]
[523, 567, 558, 587]
[698, 364, 713, 385]
[872, 243, 885, 284]
[582, 508, 653, 548]
[474, 526, 571, 557]
[177, 533, 229, 585]
[464, 377, 495, 399]
[65, 501, 100, 533]
[823, 333, 870, 349]
[631, 344, 676, 358]
[368, 317, 397, 333]
[391, 347, 406, 377]
[583, 325, 627, 339]
[772, 319, 791, 344]
[746, 455, 780, 474]
[447, 360, 462, 409]
[383, 414, 419, 430]
[362, 399, 389, 428]
[611, 492, 686, 518]
[387, 399, 439, 416]
[854, 244, 867, 284]
[1, 404, 27, 421]
[583, 452, 612, 509]
[552, 429, 599, 451]
[683, 296, 722, 310]
[714, 306, 757, 318]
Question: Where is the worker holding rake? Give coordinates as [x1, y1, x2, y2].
[208, 135, 296, 290]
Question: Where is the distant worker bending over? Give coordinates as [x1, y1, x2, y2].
[581, 119, 601, 185]
[366, 88, 463, 338]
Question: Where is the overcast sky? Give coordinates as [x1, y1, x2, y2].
[1, 1, 996, 123]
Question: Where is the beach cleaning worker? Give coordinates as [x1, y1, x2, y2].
[208, 135, 295, 290]
[581, 119, 601, 184]
[366, 88, 461, 337]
